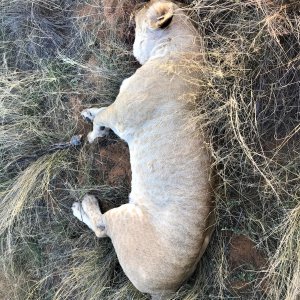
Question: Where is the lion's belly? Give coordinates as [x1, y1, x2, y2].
[128, 116, 211, 207]
[127, 116, 212, 249]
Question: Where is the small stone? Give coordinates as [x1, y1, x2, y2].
[70, 135, 83, 146]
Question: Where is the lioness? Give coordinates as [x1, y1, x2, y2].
[72, 0, 215, 299]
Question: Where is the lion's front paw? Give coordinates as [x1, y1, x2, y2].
[81, 107, 106, 123]
[87, 127, 109, 143]
[82, 194, 100, 212]
[72, 202, 83, 220]
[87, 131, 96, 144]
[81, 109, 94, 123]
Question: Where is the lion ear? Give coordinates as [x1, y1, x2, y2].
[148, 2, 174, 29]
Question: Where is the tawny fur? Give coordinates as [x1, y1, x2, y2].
[72, 1, 215, 299]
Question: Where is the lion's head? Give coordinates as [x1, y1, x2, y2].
[133, 0, 199, 64]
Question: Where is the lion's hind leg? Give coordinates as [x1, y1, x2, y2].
[72, 195, 107, 238]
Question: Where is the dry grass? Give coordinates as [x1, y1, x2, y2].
[0, 0, 299, 299]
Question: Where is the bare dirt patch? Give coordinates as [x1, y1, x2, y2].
[225, 231, 268, 296]
[98, 140, 131, 187]
[227, 233, 267, 270]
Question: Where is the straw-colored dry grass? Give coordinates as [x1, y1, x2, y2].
[0, 0, 299, 299]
